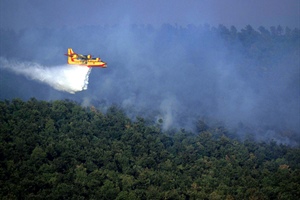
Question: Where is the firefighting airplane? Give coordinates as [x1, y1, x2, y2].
[65, 48, 107, 68]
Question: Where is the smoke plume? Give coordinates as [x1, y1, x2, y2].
[0, 24, 299, 145]
[0, 57, 91, 94]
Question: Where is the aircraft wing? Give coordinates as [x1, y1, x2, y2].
[77, 54, 88, 60]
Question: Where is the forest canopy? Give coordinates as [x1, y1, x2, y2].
[0, 98, 299, 199]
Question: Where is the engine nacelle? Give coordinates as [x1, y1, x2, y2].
[72, 54, 78, 59]
[87, 54, 91, 59]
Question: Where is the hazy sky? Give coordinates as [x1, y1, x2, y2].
[1, 0, 299, 30]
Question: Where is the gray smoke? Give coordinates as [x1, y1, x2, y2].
[0, 24, 299, 145]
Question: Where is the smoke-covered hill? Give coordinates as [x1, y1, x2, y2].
[0, 24, 299, 143]
[0, 99, 299, 199]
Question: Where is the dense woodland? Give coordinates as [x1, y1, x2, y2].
[1, 98, 300, 199]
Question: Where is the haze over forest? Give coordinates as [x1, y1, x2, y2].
[1, 23, 299, 145]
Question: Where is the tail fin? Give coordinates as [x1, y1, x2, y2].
[68, 48, 74, 55]
[66, 48, 75, 64]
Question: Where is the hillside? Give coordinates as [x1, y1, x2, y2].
[0, 98, 299, 199]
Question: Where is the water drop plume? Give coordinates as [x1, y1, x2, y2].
[0, 57, 92, 94]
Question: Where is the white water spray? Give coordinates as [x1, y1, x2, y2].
[0, 57, 92, 94]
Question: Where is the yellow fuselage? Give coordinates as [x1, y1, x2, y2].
[66, 48, 107, 68]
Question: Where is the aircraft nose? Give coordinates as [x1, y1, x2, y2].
[102, 63, 107, 68]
